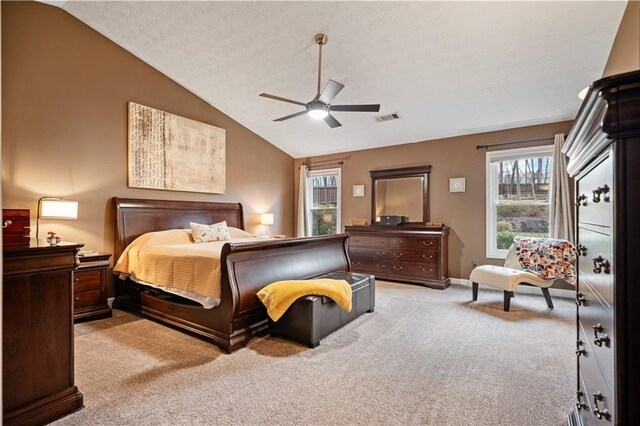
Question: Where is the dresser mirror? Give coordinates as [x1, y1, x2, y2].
[370, 165, 431, 226]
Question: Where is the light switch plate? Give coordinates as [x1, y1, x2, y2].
[449, 177, 466, 193]
[352, 184, 365, 197]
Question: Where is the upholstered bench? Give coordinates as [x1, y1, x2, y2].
[268, 272, 375, 348]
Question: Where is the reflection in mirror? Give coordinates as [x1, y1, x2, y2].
[375, 177, 424, 222]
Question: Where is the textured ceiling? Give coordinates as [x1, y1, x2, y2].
[53, 1, 626, 158]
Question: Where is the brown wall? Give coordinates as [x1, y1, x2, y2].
[295, 121, 572, 279]
[1, 2, 294, 256]
[603, 0, 640, 77]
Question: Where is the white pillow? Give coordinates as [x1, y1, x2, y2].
[228, 226, 255, 239]
[190, 221, 230, 243]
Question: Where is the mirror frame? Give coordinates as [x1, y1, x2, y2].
[370, 165, 431, 226]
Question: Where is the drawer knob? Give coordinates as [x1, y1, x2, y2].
[2, 219, 11, 228]
[422, 254, 434, 260]
[377, 264, 386, 269]
[422, 241, 433, 246]
[576, 391, 587, 410]
[592, 392, 610, 420]
[378, 240, 385, 244]
[392, 252, 403, 258]
[576, 244, 587, 256]
[74, 278, 80, 284]
[592, 255, 611, 274]
[393, 266, 403, 271]
[593, 323, 610, 347]
[575, 292, 586, 306]
[422, 268, 433, 273]
[74, 296, 80, 303]
[592, 184, 610, 203]
[376, 251, 386, 256]
[575, 339, 585, 357]
[576, 194, 588, 207]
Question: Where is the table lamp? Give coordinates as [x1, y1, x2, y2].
[36, 197, 78, 239]
[261, 213, 274, 237]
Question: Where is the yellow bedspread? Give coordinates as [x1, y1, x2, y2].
[113, 229, 254, 300]
[257, 279, 352, 322]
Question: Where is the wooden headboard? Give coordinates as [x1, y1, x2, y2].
[112, 197, 244, 260]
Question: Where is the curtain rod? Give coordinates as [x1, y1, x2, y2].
[476, 136, 563, 150]
[305, 160, 344, 170]
[302, 156, 349, 169]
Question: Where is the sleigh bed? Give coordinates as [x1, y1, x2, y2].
[112, 197, 350, 352]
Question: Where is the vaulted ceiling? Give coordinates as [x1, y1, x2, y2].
[48, 1, 626, 158]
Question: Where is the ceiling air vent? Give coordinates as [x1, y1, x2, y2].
[375, 113, 401, 123]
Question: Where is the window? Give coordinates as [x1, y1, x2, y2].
[486, 146, 554, 258]
[306, 168, 341, 236]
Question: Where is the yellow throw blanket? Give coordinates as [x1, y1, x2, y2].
[257, 279, 352, 322]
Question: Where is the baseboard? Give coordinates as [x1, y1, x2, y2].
[450, 278, 574, 299]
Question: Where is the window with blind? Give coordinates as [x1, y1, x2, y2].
[486, 146, 554, 258]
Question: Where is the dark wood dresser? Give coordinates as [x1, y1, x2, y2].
[344, 225, 450, 289]
[565, 71, 640, 425]
[74, 253, 112, 322]
[3, 240, 84, 425]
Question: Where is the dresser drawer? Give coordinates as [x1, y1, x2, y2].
[74, 289, 102, 309]
[389, 261, 436, 279]
[349, 247, 389, 261]
[389, 237, 438, 251]
[74, 269, 102, 292]
[578, 359, 614, 424]
[389, 249, 437, 264]
[349, 235, 388, 248]
[578, 225, 613, 308]
[577, 154, 612, 228]
[351, 259, 388, 274]
[578, 281, 614, 383]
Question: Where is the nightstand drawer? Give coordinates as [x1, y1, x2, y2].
[74, 270, 102, 292]
[74, 289, 101, 309]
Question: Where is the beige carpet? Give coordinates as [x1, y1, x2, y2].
[56, 281, 574, 425]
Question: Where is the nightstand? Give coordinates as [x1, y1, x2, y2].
[74, 253, 112, 322]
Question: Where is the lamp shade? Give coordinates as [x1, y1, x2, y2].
[261, 213, 274, 225]
[40, 200, 78, 219]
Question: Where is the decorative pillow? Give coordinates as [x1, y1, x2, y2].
[228, 226, 255, 239]
[190, 221, 230, 243]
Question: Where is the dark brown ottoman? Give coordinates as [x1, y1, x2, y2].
[268, 271, 375, 348]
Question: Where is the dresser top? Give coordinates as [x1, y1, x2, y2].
[3, 239, 83, 255]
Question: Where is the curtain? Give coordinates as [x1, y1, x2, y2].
[550, 133, 574, 241]
[296, 165, 309, 237]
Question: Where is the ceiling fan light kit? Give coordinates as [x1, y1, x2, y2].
[259, 33, 381, 128]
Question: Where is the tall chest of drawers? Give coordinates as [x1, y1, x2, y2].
[3, 240, 84, 425]
[565, 71, 640, 425]
[344, 225, 450, 289]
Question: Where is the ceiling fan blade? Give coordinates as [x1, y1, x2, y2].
[274, 110, 308, 122]
[323, 114, 342, 128]
[330, 104, 381, 112]
[260, 93, 307, 107]
[318, 80, 345, 104]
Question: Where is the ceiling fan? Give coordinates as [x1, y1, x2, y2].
[259, 33, 381, 128]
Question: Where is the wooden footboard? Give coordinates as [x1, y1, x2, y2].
[111, 198, 350, 352]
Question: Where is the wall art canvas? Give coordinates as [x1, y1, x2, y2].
[128, 102, 226, 194]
